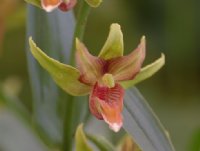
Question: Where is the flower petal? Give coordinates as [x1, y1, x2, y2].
[89, 83, 124, 132]
[41, 0, 62, 12]
[29, 37, 91, 96]
[120, 53, 165, 88]
[108, 36, 146, 81]
[75, 124, 93, 151]
[98, 23, 124, 60]
[76, 38, 105, 85]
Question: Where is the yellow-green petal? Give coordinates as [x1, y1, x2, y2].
[120, 53, 165, 89]
[75, 124, 93, 151]
[118, 135, 142, 151]
[29, 37, 91, 96]
[98, 23, 124, 60]
[85, 0, 102, 7]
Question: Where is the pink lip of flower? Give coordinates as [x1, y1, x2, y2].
[41, 0, 77, 12]
[29, 23, 165, 132]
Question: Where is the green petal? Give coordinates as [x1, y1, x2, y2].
[85, 0, 102, 7]
[29, 37, 91, 96]
[98, 23, 124, 60]
[75, 124, 93, 151]
[120, 53, 165, 89]
[25, 0, 41, 8]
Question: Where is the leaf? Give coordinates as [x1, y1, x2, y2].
[75, 124, 93, 151]
[86, 134, 115, 151]
[29, 37, 91, 96]
[123, 87, 175, 151]
[0, 108, 49, 151]
[26, 6, 91, 146]
[26, 6, 76, 144]
[98, 23, 124, 60]
[120, 53, 165, 88]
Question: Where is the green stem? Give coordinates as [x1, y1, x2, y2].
[69, 0, 91, 65]
[63, 1, 91, 151]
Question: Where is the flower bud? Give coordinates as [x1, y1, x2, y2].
[85, 0, 102, 7]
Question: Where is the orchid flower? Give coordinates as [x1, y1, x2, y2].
[25, 0, 101, 12]
[41, 0, 77, 12]
[29, 23, 165, 132]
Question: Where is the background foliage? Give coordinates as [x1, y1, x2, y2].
[0, 0, 200, 151]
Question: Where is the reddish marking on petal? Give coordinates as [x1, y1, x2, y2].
[58, 0, 77, 12]
[89, 83, 124, 132]
[41, 0, 62, 12]
[107, 36, 146, 81]
[75, 39, 106, 85]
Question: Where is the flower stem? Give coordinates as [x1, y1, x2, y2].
[69, 0, 91, 65]
[63, 1, 91, 151]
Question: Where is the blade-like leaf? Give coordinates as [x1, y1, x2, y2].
[75, 124, 93, 151]
[26, 5, 91, 146]
[0, 110, 49, 151]
[123, 87, 175, 151]
[120, 53, 165, 88]
[26, 6, 76, 144]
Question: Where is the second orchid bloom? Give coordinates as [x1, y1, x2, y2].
[25, 0, 102, 12]
[29, 23, 165, 132]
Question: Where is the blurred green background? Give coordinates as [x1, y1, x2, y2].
[0, 0, 199, 151]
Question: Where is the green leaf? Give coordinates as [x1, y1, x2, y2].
[120, 53, 165, 88]
[98, 23, 124, 60]
[123, 87, 175, 151]
[25, 0, 41, 8]
[86, 134, 115, 151]
[75, 124, 93, 151]
[0, 108, 49, 151]
[26, 7, 90, 145]
[29, 37, 91, 96]
[84, 0, 102, 7]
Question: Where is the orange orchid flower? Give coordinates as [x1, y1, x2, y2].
[29, 23, 165, 132]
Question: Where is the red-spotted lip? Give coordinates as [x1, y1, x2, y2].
[89, 82, 124, 132]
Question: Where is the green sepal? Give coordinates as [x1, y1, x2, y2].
[25, 0, 41, 8]
[29, 37, 91, 96]
[75, 124, 93, 151]
[85, 0, 102, 7]
[120, 53, 165, 88]
[98, 23, 124, 60]
[118, 135, 142, 151]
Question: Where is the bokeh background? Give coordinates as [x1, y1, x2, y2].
[0, 0, 200, 151]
